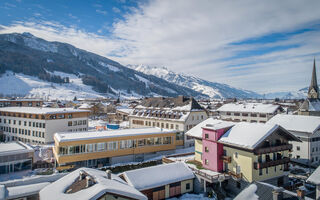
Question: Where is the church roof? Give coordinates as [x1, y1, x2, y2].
[308, 58, 319, 99]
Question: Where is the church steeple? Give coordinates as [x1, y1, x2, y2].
[308, 58, 319, 99]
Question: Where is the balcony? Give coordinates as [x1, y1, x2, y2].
[254, 157, 290, 170]
[254, 144, 292, 155]
[221, 155, 231, 163]
[228, 170, 242, 179]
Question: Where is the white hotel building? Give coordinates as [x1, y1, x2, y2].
[217, 103, 282, 123]
[0, 107, 90, 144]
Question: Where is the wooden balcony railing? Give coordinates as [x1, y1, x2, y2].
[254, 144, 292, 155]
[228, 170, 242, 179]
[221, 155, 231, 163]
[254, 157, 290, 170]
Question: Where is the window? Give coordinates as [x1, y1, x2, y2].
[97, 143, 105, 151]
[175, 124, 179, 129]
[205, 159, 209, 165]
[259, 168, 262, 176]
[296, 146, 300, 151]
[87, 144, 93, 152]
[186, 183, 190, 190]
[68, 114, 73, 119]
[266, 167, 268, 174]
[163, 136, 172, 144]
[260, 114, 266, 118]
[138, 139, 146, 147]
[205, 147, 209, 153]
[226, 112, 231, 116]
[154, 137, 162, 145]
[205, 134, 209, 139]
[235, 152, 238, 158]
[251, 113, 257, 117]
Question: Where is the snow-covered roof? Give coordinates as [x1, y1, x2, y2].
[122, 162, 194, 191]
[78, 103, 92, 109]
[117, 108, 133, 114]
[234, 184, 258, 200]
[307, 165, 320, 185]
[0, 107, 89, 114]
[0, 142, 33, 156]
[39, 168, 147, 200]
[185, 118, 235, 139]
[218, 122, 280, 150]
[217, 103, 280, 114]
[267, 114, 320, 134]
[4, 182, 50, 200]
[55, 127, 176, 142]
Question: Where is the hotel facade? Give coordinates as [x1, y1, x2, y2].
[187, 119, 300, 189]
[53, 127, 177, 169]
[0, 107, 90, 144]
[129, 96, 208, 147]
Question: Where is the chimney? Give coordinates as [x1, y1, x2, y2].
[106, 170, 112, 179]
[79, 170, 86, 180]
[86, 175, 94, 188]
[272, 188, 284, 200]
[296, 188, 305, 200]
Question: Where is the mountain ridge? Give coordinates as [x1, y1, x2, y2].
[0, 32, 205, 99]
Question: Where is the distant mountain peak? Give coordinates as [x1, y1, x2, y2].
[130, 64, 262, 99]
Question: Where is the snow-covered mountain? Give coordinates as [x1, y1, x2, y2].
[264, 88, 308, 99]
[128, 65, 262, 99]
[0, 33, 205, 99]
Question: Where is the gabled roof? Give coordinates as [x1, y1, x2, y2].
[39, 168, 147, 200]
[185, 118, 235, 139]
[218, 122, 300, 150]
[267, 114, 320, 134]
[121, 162, 194, 191]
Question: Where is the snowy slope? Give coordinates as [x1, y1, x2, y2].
[129, 65, 262, 99]
[0, 71, 105, 100]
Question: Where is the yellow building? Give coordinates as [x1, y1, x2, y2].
[53, 127, 177, 169]
[219, 122, 300, 186]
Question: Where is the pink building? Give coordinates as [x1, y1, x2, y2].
[201, 122, 234, 172]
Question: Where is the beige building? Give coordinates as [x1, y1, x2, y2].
[0, 107, 90, 144]
[129, 96, 208, 147]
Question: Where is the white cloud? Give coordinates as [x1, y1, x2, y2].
[112, 7, 121, 13]
[0, 21, 121, 58]
[110, 0, 320, 93]
[1, 0, 320, 93]
[96, 9, 107, 15]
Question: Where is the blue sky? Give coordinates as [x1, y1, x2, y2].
[1, 0, 320, 93]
